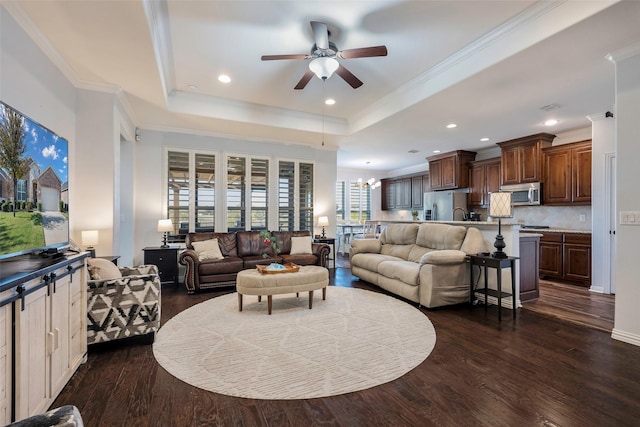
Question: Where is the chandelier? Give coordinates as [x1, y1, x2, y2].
[356, 162, 381, 189]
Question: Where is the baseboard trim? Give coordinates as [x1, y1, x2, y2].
[611, 328, 640, 347]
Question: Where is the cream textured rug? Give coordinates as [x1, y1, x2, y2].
[153, 286, 436, 399]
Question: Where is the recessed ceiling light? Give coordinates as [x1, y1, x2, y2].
[325, 98, 336, 105]
[480, 137, 490, 142]
[187, 84, 198, 90]
[218, 74, 231, 84]
[544, 119, 558, 126]
[408, 149, 419, 154]
[446, 123, 457, 129]
[433, 150, 441, 153]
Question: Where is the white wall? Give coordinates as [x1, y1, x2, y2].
[611, 44, 640, 346]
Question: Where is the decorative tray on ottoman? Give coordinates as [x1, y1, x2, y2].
[256, 263, 300, 274]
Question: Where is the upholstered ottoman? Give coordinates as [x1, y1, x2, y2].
[236, 265, 329, 314]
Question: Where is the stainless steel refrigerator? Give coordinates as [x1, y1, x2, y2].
[423, 190, 468, 221]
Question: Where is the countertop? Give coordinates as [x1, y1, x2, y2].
[376, 219, 591, 234]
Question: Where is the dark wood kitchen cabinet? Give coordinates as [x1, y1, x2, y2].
[426, 150, 476, 190]
[381, 172, 429, 210]
[519, 234, 540, 301]
[498, 133, 555, 185]
[539, 232, 591, 287]
[468, 157, 501, 208]
[543, 140, 592, 205]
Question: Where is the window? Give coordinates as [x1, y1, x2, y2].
[278, 161, 295, 231]
[349, 181, 371, 222]
[227, 156, 246, 231]
[16, 179, 26, 201]
[277, 161, 314, 231]
[335, 181, 345, 220]
[195, 154, 215, 232]
[168, 151, 193, 238]
[251, 158, 269, 230]
[299, 162, 314, 231]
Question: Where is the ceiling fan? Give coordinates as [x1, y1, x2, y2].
[261, 21, 387, 90]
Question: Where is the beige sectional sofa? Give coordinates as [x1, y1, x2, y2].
[350, 222, 488, 308]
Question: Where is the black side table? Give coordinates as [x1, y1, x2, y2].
[143, 246, 180, 286]
[469, 255, 519, 321]
[97, 255, 120, 266]
[313, 237, 336, 269]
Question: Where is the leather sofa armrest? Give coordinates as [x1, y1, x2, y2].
[350, 239, 381, 255]
[312, 242, 330, 267]
[419, 249, 467, 265]
[179, 249, 200, 294]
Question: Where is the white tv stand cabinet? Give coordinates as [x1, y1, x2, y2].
[0, 252, 89, 424]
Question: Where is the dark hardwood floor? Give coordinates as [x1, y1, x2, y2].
[52, 264, 640, 426]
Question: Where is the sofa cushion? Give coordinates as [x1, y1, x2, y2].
[237, 231, 269, 257]
[380, 243, 414, 261]
[199, 257, 244, 275]
[351, 253, 401, 272]
[187, 232, 238, 257]
[290, 236, 312, 254]
[192, 238, 224, 261]
[378, 260, 421, 286]
[417, 223, 467, 250]
[272, 230, 311, 254]
[87, 258, 122, 280]
[380, 223, 419, 245]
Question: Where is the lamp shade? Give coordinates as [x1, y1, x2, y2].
[489, 192, 513, 218]
[157, 219, 173, 233]
[317, 216, 329, 227]
[81, 230, 99, 247]
[309, 57, 339, 80]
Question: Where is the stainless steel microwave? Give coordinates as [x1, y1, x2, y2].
[499, 182, 542, 206]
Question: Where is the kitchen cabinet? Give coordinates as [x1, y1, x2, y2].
[519, 234, 540, 301]
[498, 133, 554, 185]
[1, 255, 88, 424]
[468, 157, 501, 208]
[426, 150, 476, 190]
[543, 140, 592, 205]
[539, 232, 591, 287]
[381, 172, 429, 210]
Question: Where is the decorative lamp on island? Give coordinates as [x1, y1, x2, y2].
[489, 191, 513, 258]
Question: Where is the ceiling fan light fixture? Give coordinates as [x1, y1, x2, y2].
[309, 57, 339, 80]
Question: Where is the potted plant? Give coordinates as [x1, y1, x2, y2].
[411, 210, 419, 221]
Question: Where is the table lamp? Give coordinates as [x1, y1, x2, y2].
[489, 191, 513, 258]
[157, 219, 173, 248]
[81, 230, 99, 258]
[317, 216, 329, 238]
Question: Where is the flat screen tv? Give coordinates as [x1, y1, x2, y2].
[0, 101, 69, 260]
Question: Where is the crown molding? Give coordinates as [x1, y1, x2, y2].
[168, 90, 348, 135]
[606, 41, 640, 63]
[142, 0, 174, 105]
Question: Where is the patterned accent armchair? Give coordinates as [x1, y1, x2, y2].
[87, 264, 161, 345]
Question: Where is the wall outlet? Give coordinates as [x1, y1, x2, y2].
[579, 214, 586, 222]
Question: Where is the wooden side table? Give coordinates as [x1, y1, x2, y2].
[313, 237, 336, 269]
[143, 246, 180, 285]
[469, 255, 519, 321]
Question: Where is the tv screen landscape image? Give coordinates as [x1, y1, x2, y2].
[0, 101, 69, 260]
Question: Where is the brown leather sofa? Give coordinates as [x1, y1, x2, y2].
[179, 230, 330, 294]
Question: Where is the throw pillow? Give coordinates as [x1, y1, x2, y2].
[290, 236, 312, 255]
[192, 238, 224, 261]
[87, 258, 123, 280]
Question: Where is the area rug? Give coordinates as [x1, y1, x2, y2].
[153, 286, 436, 399]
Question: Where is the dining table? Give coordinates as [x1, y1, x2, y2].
[336, 223, 365, 254]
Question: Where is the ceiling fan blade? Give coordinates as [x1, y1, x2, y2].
[338, 45, 388, 59]
[261, 54, 309, 61]
[294, 69, 315, 90]
[310, 21, 329, 50]
[335, 65, 363, 89]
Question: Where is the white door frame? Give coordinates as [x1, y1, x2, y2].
[604, 152, 616, 294]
